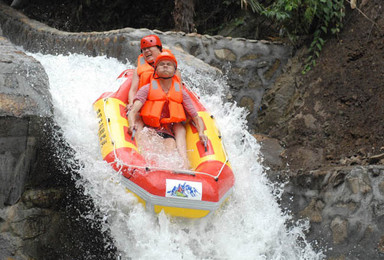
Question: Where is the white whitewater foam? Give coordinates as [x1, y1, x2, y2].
[31, 52, 323, 260]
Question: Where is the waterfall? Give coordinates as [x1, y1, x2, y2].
[30, 52, 323, 259]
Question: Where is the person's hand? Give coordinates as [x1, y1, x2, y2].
[125, 103, 133, 113]
[127, 112, 136, 134]
[128, 124, 136, 134]
[199, 132, 208, 150]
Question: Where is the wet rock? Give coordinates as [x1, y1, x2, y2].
[368, 153, 384, 164]
[253, 134, 284, 171]
[331, 216, 348, 244]
[299, 198, 325, 223]
[0, 35, 52, 207]
[282, 165, 384, 259]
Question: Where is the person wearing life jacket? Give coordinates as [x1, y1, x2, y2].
[128, 52, 207, 169]
[127, 34, 182, 106]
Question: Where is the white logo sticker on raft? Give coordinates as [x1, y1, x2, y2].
[166, 179, 202, 200]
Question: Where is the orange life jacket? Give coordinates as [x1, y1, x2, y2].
[136, 54, 154, 89]
[140, 78, 186, 128]
[136, 49, 179, 89]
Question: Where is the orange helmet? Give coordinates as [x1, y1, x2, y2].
[154, 52, 178, 69]
[140, 35, 162, 51]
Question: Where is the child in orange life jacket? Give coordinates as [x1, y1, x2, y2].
[127, 52, 208, 169]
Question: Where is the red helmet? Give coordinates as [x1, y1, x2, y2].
[140, 35, 162, 50]
[154, 52, 178, 69]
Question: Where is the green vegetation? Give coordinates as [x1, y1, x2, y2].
[242, 0, 346, 73]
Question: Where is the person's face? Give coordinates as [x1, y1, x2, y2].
[142, 46, 161, 64]
[156, 60, 176, 78]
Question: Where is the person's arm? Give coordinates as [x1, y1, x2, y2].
[181, 89, 207, 143]
[128, 68, 140, 106]
[191, 115, 208, 145]
[127, 99, 143, 133]
[127, 84, 149, 133]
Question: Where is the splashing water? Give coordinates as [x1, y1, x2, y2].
[137, 127, 185, 169]
[30, 52, 323, 259]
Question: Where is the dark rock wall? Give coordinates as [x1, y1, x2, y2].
[0, 19, 116, 260]
[282, 166, 384, 259]
[0, 33, 52, 207]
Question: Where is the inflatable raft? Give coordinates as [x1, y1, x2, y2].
[93, 69, 235, 218]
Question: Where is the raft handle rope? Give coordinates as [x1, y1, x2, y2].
[122, 161, 230, 179]
[102, 92, 229, 180]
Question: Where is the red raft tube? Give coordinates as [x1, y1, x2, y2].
[93, 69, 235, 218]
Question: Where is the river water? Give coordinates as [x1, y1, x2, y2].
[31, 52, 323, 259]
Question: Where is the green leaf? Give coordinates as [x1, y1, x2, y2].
[305, 55, 313, 62]
[310, 41, 316, 48]
[321, 26, 327, 33]
[323, 7, 330, 14]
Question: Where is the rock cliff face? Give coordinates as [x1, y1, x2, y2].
[0, 33, 51, 207]
[256, 0, 384, 258]
[281, 166, 384, 258]
[0, 31, 117, 259]
[1, 1, 384, 259]
[0, 30, 55, 259]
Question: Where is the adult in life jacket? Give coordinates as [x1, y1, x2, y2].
[127, 52, 208, 169]
[127, 34, 182, 106]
